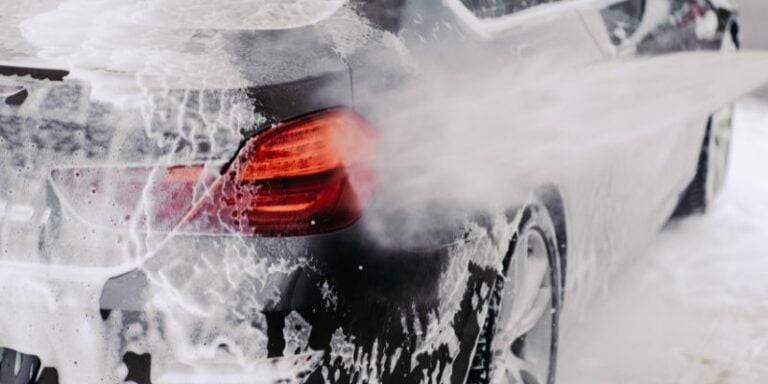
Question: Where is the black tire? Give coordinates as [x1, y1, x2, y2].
[671, 117, 715, 218]
[671, 23, 737, 218]
[467, 199, 564, 384]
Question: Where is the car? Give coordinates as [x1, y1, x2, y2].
[0, 0, 740, 383]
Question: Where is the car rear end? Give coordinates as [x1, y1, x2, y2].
[0, 53, 334, 377]
[0, 5, 498, 383]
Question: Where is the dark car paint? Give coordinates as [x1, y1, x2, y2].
[0, 65, 69, 82]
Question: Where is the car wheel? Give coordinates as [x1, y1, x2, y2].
[468, 200, 564, 384]
[671, 109, 733, 218]
[672, 24, 737, 218]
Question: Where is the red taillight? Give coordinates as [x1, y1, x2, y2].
[238, 110, 373, 181]
[49, 108, 375, 237]
[182, 108, 376, 236]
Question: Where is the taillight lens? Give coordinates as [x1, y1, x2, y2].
[182, 108, 376, 236]
[50, 108, 375, 237]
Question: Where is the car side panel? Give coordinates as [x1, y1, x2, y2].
[557, 0, 735, 315]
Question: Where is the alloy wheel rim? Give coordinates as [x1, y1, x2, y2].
[707, 105, 733, 202]
[492, 228, 554, 384]
[704, 25, 736, 204]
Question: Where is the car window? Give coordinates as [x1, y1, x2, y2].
[352, 0, 407, 32]
[460, 0, 562, 19]
[601, 0, 647, 45]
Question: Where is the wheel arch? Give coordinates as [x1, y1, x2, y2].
[464, 185, 569, 384]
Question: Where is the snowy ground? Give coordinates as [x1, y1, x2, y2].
[559, 97, 768, 383]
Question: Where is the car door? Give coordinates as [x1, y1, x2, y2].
[437, 0, 656, 315]
[436, 0, 718, 314]
[575, 0, 729, 301]
[597, 0, 730, 219]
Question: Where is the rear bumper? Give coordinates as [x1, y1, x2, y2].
[0, 346, 322, 384]
[0, 263, 117, 382]
[0, 216, 499, 383]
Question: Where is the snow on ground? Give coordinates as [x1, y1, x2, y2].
[559, 97, 768, 383]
